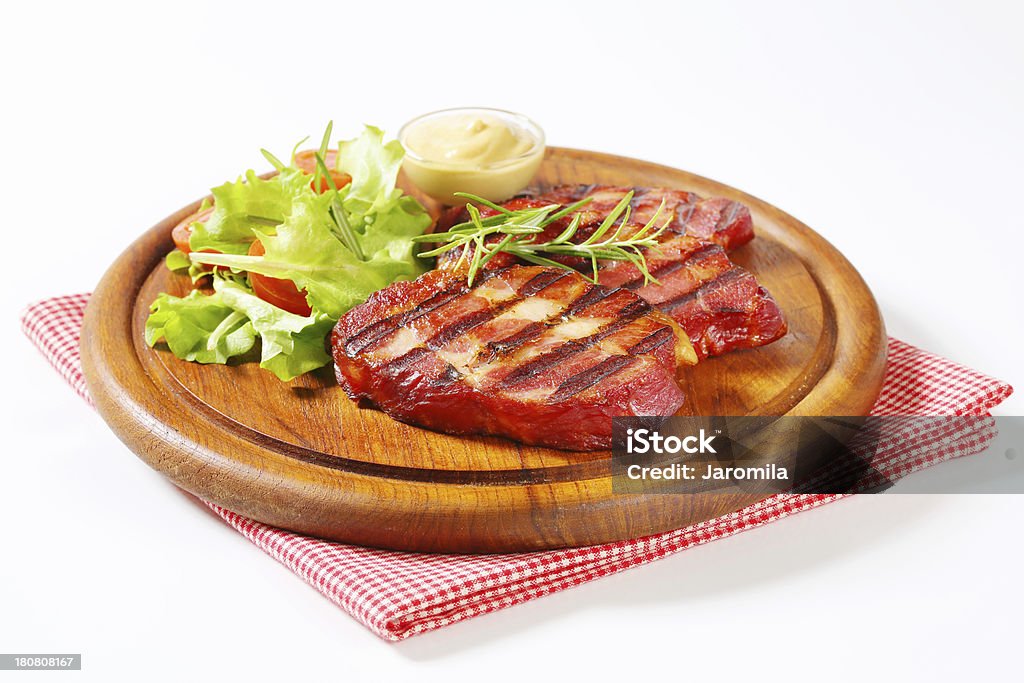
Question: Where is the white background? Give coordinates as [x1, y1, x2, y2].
[2, 0, 1022, 680]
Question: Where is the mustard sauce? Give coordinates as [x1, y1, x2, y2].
[399, 108, 545, 205]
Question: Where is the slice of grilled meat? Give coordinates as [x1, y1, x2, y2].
[333, 265, 697, 451]
[567, 234, 787, 359]
[436, 184, 755, 254]
[436, 186, 786, 358]
[527, 185, 755, 251]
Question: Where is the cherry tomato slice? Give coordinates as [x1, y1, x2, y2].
[171, 206, 215, 254]
[247, 240, 313, 316]
[292, 149, 351, 193]
[293, 149, 337, 174]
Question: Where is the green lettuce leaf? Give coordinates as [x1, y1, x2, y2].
[145, 290, 256, 364]
[358, 193, 433, 259]
[165, 249, 211, 283]
[189, 168, 310, 254]
[212, 278, 333, 380]
[336, 125, 406, 219]
[145, 279, 333, 381]
[192, 191, 429, 319]
[165, 249, 191, 271]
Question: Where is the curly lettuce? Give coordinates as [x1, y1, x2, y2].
[146, 124, 431, 381]
[146, 279, 332, 381]
[193, 193, 424, 318]
[145, 288, 257, 364]
[189, 168, 311, 255]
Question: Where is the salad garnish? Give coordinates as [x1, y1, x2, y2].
[146, 124, 432, 381]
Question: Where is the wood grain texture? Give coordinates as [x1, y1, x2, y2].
[80, 147, 887, 553]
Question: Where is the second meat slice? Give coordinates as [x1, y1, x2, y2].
[333, 265, 697, 451]
[436, 185, 788, 359]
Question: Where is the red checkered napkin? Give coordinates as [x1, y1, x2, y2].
[21, 295, 1014, 641]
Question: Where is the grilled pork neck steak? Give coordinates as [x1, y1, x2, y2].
[527, 184, 755, 251]
[333, 265, 697, 451]
[578, 233, 787, 359]
[436, 185, 755, 252]
[438, 185, 787, 358]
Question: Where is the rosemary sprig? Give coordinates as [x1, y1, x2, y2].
[311, 120, 334, 191]
[328, 195, 365, 261]
[289, 135, 310, 164]
[314, 153, 338, 192]
[412, 191, 670, 286]
[260, 148, 286, 171]
[313, 150, 366, 260]
[316, 150, 365, 261]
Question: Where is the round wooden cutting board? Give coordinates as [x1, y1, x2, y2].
[80, 148, 887, 553]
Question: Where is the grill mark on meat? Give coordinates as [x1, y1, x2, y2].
[342, 268, 520, 356]
[518, 269, 572, 297]
[641, 261, 685, 284]
[657, 267, 744, 312]
[381, 346, 435, 374]
[343, 284, 465, 356]
[475, 270, 607, 360]
[430, 364, 464, 387]
[564, 221, 730, 282]
[422, 270, 570, 350]
[482, 322, 546, 360]
[478, 273, 594, 361]
[425, 308, 506, 350]
[621, 242, 721, 290]
[497, 341, 585, 387]
[498, 299, 652, 387]
[627, 326, 675, 355]
[382, 269, 573, 372]
[565, 285, 614, 314]
[546, 355, 639, 404]
[605, 298, 652, 321]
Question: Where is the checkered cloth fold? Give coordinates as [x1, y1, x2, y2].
[20, 294, 1013, 641]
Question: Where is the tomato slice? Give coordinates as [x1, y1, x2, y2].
[247, 240, 313, 316]
[311, 171, 352, 194]
[293, 149, 337, 174]
[171, 206, 215, 254]
[292, 149, 351, 193]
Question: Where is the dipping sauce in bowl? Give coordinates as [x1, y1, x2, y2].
[399, 108, 545, 205]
